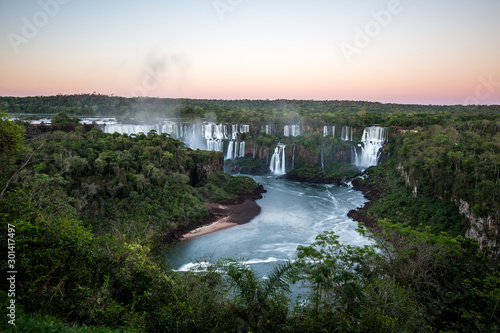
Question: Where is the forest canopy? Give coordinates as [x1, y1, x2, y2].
[0, 98, 499, 332]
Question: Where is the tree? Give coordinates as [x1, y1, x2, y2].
[0, 111, 24, 161]
[211, 258, 296, 332]
[51, 112, 80, 125]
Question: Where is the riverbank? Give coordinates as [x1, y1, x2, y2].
[347, 175, 384, 231]
[181, 199, 262, 239]
[171, 183, 266, 241]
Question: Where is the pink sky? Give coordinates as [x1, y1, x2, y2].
[1, 0, 499, 105]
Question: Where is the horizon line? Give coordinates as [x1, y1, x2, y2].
[1, 93, 499, 107]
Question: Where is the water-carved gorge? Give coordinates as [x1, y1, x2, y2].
[2, 96, 498, 331]
[103, 121, 388, 177]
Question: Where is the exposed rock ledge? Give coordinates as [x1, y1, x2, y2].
[346, 177, 384, 232]
[456, 198, 498, 258]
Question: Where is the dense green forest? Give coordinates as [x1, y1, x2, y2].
[1, 97, 499, 332]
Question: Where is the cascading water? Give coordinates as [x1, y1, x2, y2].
[321, 147, 324, 170]
[341, 126, 353, 141]
[226, 141, 234, 160]
[239, 141, 246, 158]
[269, 143, 286, 176]
[231, 124, 249, 140]
[104, 124, 162, 136]
[104, 121, 250, 158]
[225, 140, 246, 159]
[292, 145, 295, 169]
[207, 139, 223, 152]
[324, 125, 336, 137]
[284, 125, 300, 137]
[352, 126, 388, 169]
[234, 142, 239, 158]
[161, 122, 180, 138]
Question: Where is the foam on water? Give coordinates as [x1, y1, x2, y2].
[166, 176, 373, 276]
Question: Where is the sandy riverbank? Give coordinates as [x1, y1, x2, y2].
[181, 199, 261, 240]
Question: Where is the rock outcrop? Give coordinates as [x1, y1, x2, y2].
[397, 163, 498, 258]
[456, 199, 498, 258]
[188, 150, 224, 186]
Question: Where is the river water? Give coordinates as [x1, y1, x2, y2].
[167, 175, 373, 277]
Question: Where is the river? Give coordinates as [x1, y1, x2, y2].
[166, 175, 373, 278]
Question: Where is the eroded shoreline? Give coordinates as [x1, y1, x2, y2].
[181, 199, 262, 239]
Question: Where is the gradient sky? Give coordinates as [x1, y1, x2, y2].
[1, 0, 499, 104]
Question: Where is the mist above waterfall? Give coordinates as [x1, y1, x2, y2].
[102, 118, 389, 175]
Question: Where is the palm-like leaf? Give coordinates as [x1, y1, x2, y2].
[211, 258, 295, 332]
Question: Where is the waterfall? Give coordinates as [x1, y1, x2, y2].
[265, 125, 272, 135]
[104, 124, 162, 136]
[353, 126, 388, 169]
[269, 143, 286, 176]
[321, 148, 324, 170]
[240, 124, 250, 133]
[341, 126, 353, 141]
[284, 125, 300, 137]
[207, 139, 223, 152]
[324, 125, 335, 138]
[204, 123, 211, 140]
[234, 142, 240, 158]
[212, 124, 227, 140]
[292, 145, 295, 169]
[351, 145, 360, 166]
[103, 121, 251, 156]
[161, 122, 180, 138]
[226, 141, 234, 160]
[253, 144, 256, 159]
[230, 124, 250, 140]
[231, 124, 238, 139]
[225, 141, 246, 159]
[239, 141, 246, 158]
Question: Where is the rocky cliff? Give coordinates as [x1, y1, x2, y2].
[397, 163, 499, 258]
[188, 150, 224, 186]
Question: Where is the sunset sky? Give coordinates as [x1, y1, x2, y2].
[1, 0, 499, 105]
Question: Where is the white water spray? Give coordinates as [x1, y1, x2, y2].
[284, 125, 300, 137]
[352, 126, 388, 169]
[269, 143, 286, 176]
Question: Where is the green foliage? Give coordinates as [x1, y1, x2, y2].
[197, 172, 260, 202]
[396, 124, 499, 221]
[3, 130, 219, 242]
[293, 226, 499, 332]
[208, 258, 296, 332]
[324, 161, 360, 179]
[292, 230, 425, 332]
[51, 112, 81, 125]
[364, 163, 468, 236]
[286, 161, 360, 183]
[0, 112, 25, 171]
[224, 157, 269, 174]
[1, 97, 499, 332]
[0, 306, 132, 333]
[374, 222, 499, 332]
